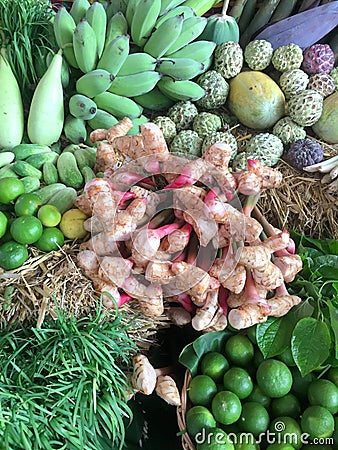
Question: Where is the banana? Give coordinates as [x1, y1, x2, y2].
[64, 114, 87, 144]
[108, 71, 162, 97]
[166, 40, 216, 62]
[73, 18, 98, 73]
[97, 34, 130, 76]
[105, 11, 128, 47]
[133, 87, 174, 111]
[180, 0, 218, 16]
[53, 7, 79, 68]
[127, 115, 149, 136]
[69, 0, 91, 24]
[68, 94, 98, 120]
[156, 57, 204, 80]
[164, 15, 207, 55]
[106, 0, 129, 20]
[94, 91, 143, 119]
[117, 53, 157, 76]
[85, 2, 107, 58]
[157, 77, 205, 101]
[155, 5, 195, 27]
[143, 14, 184, 58]
[131, 0, 162, 47]
[125, 0, 141, 27]
[159, 0, 186, 15]
[88, 109, 119, 130]
[76, 69, 114, 98]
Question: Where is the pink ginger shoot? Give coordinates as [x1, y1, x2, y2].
[171, 293, 195, 314]
[218, 285, 229, 317]
[243, 269, 270, 310]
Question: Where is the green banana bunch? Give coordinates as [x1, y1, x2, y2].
[108, 71, 162, 97]
[181, 0, 219, 16]
[125, 0, 141, 27]
[166, 40, 216, 62]
[70, 0, 91, 24]
[106, 0, 129, 20]
[64, 114, 87, 144]
[68, 94, 97, 120]
[143, 14, 184, 58]
[73, 18, 98, 73]
[198, 0, 240, 44]
[156, 57, 204, 80]
[133, 87, 174, 111]
[155, 5, 195, 27]
[53, 7, 79, 68]
[88, 109, 118, 130]
[157, 77, 205, 101]
[94, 92, 143, 119]
[130, 0, 162, 47]
[97, 34, 130, 75]
[164, 15, 207, 55]
[105, 12, 128, 47]
[117, 53, 157, 76]
[159, 0, 186, 15]
[85, 2, 107, 58]
[76, 69, 114, 98]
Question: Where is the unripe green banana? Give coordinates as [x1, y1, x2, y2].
[133, 87, 174, 111]
[73, 18, 98, 73]
[97, 34, 129, 76]
[156, 57, 204, 80]
[76, 69, 114, 98]
[164, 16, 207, 55]
[117, 53, 157, 76]
[180, 0, 218, 16]
[105, 12, 128, 47]
[85, 2, 107, 58]
[94, 91, 143, 119]
[106, 0, 129, 20]
[64, 114, 87, 144]
[53, 7, 79, 68]
[157, 77, 205, 101]
[88, 109, 119, 130]
[127, 115, 149, 135]
[143, 14, 184, 58]
[155, 5, 195, 27]
[69, 94, 97, 120]
[70, 0, 91, 24]
[108, 71, 162, 97]
[159, 0, 186, 15]
[131, 0, 162, 47]
[125, 0, 141, 27]
[166, 40, 216, 62]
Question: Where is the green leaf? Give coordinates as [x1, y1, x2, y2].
[327, 300, 338, 360]
[256, 315, 295, 358]
[291, 317, 331, 376]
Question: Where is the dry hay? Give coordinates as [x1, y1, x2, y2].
[0, 242, 170, 350]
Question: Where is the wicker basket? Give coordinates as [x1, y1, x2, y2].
[177, 370, 196, 450]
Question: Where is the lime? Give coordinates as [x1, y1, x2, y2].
[277, 347, 296, 367]
[238, 401, 269, 435]
[266, 445, 295, 450]
[256, 359, 292, 398]
[270, 393, 301, 419]
[185, 405, 216, 440]
[233, 438, 259, 450]
[301, 405, 334, 439]
[307, 379, 338, 414]
[10, 216, 43, 245]
[270, 416, 302, 449]
[253, 349, 265, 368]
[246, 325, 257, 344]
[35, 228, 64, 252]
[223, 367, 253, 399]
[0, 216, 14, 244]
[0, 240, 29, 270]
[200, 352, 229, 383]
[188, 375, 217, 406]
[224, 335, 254, 367]
[0, 211, 8, 239]
[14, 193, 41, 216]
[0, 177, 25, 204]
[37, 204, 62, 227]
[301, 446, 332, 450]
[332, 415, 338, 446]
[246, 385, 271, 408]
[327, 367, 338, 387]
[290, 367, 314, 401]
[211, 391, 242, 425]
[196, 427, 234, 450]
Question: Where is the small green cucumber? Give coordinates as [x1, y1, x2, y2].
[74, 147, 97, 170]
[81, 165, 96, 183]
[25, 151, 59, 169]
[20, 176, 41, 193]
[11, 144, 51, 160]
[47, 187, 78, 214]
[34, 183, 67, 204]
[43, 162, 59, 185]
[0, 152, 15, 168]
[56, 152, 84, 190]
[12, 161, 42, 179]
[62, 144, 82, 154]
[0, 164, 18, 179]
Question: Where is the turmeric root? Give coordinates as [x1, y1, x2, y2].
[131, 354, 157, 395]
[192, 289, 219, 331]
[155, 375, 181, 406]
[228, 301, 271, 329]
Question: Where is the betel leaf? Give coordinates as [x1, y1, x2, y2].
[291, 317, 331, 376]
[327, 300, 338, 360]
[256, 315, 296, 358]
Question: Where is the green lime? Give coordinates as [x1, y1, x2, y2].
[185, 405, 216, 440]
[238, 401, 269, 435]
[14, 193, 41, 216]
[233, 438, 259, 450]
[256, 359, 292, 398]
[301, 446, 332, 450]
[0, 240, 29, 270]
[196, 427, 234, 450]
[224, 335, 254, 367]
[188, 375, 217, 406]
[223, 367, 253, 399]
[35, 228, 64, 252]
[246, 385, 271, 408]
[0, 177, 25, 204]
[307, 379, 338, 414]
[270, 416, 302, 449]
[0, 211, 8, 239]
[270, 393, 301, 419]
[37, 204, 62, 227]
[290, 367, 314, 401]
[200, 352, 229, 383]
[277, 347, 296, 367]
[211, 391, 242, 425]
[10, 216, 43, 245]
[327, 367, 338, 387]
[0, 216, 14, 244]
[300, 405, 334, 440]
[332, 415, 338, 446]
[253, 349, 265, 368]
[266, 445, 295, 450]
[246, 326, 257, 344]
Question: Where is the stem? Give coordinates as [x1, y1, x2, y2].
[244, 269, 268, 306]
[222, 0, 230, 16]
[147, 209, 174, 229]
[155, 223, 181, 239]
[275, 282, 289, 296]
[218, 286, 229, 316]
[118, 293, 132, 307]
[242, 194, 261, 217]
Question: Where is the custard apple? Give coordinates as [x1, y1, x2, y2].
[287, 89, 323, 127]
[307, 73, 336, 98]
[302, 44, 335, 75]
[151, 116, 176, 144]
[196, 70, 229, 109]
[283, 138, 324, 169]
[330, 67, 338, 90]
[279, 69, 309, 99]
[167, 100, 198, 131]
[170, 130, 202, 157]
[244, 39, 273, 71]
[214, 41, 243, 79]
[272, 43, 303, 73]
[201, 131, 238, 161]
[192, 112, 222, 138]
[272, 117, 306, 146]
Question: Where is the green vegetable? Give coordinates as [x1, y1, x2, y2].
[46, 186, 78, 214]
[25, 151, 59, 169]
[12, 160, 42, 179]
[11, 143, 51, 160]
[42, 161, 58, 185]
[57, 151, 84, 189]
[20, 175, 41, 193]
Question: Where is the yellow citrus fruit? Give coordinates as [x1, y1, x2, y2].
[59, 208, 88, 239]
[211, 391, 242, 425]
[37, 204, 62, 227]
[256, 359, 292, 398]
[224, 335, 254, 367]
[200, 352, 229, 383]
[300, 405, 334, 440]
[188, 375, 217, 406]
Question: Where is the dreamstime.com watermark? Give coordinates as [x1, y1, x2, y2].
[195, 423, 335, 447]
